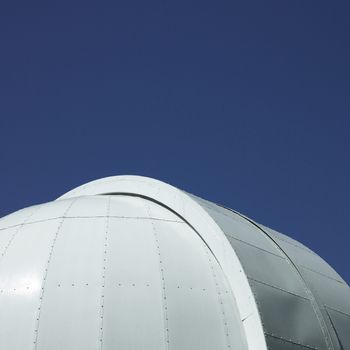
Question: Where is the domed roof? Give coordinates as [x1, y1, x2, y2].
[0, 175, 349, 350]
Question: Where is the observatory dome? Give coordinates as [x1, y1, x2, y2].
[0, 176, 349, 350]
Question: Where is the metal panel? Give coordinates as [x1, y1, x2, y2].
[35, 216, 107, 350]
[279, 240, 343, 283]
[228, 237, 308, 298]
[0, 219, 61, 350]
[300, 267, 350, 316]
[250, 280, 328, 350]
[265, 335, 319, 350]
[102, 217, 165, 349]
[0, 226, 18, 256]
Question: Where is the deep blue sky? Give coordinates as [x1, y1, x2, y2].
[0, 2, 349, 283]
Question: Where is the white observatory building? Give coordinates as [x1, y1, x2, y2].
[0, 175, 349, 350]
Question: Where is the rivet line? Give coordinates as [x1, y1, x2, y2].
[205, 248, 232, 349]
[145, 202, 170, 348]
[98, 196, 111, 349]
[32, 198, 78, 349]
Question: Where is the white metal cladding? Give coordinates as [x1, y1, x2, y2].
[0, 193, 248, 350]
[0, 175, 349, 350]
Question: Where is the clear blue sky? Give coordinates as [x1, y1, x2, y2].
[0, 1, 349, 283]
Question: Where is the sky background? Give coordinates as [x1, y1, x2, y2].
[0, 1, 349, 283]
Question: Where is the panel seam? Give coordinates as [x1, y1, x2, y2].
[226, 235, 285, 259]
[0, 216, 183, 231]
[298, 264, 345, 285]
[145, 201, 170, 350]
[0, 205, 42, 266]
[247, 276, 309, 301]
[33, 198, 78, 349]
[265, 333, 320, 350]
[325, 305, 350, 318]
[99, 196, 111, 349]
[205, 247, 233, 349]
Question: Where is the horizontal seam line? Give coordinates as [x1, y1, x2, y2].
[0, 216, 183, 230]
[298, 264, 345, 284]
[66, 216, 183, 222]
[248, 276, 309, 301]
[226, 236, 285, 259]
[325, 305, 350, 318]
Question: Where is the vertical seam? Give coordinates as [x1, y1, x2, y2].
[204, 246, 232, 349]
[0, 205, 42, 266]
[99, 196, 111, 349]
[33, 198, 79, 349]
[144, 201, 169, 350]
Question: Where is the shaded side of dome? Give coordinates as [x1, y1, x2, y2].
[190, 194, 350, 350]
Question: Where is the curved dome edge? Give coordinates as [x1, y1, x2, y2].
[57, 175, 268, 350]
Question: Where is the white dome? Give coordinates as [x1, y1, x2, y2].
[0, 176, 349, 350]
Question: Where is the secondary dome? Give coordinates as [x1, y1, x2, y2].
[0, 175, 349, 350]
